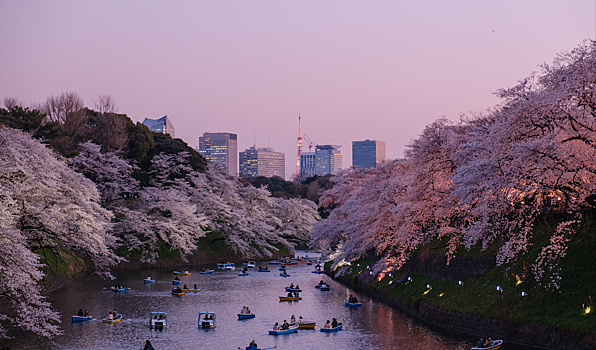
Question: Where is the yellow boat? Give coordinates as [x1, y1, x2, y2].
[171, 291, 186, 296]
[279, 296, 302, 301]
[102, 314, 122, 323]
[472, 340, 503, 350]
[181, 289, 200, 292]
[297, 321, 316, 329]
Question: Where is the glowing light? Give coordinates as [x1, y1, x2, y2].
[583, 304, 591, 314]
[423, 289, 431, 295]
[496, 286, 501, 291]
[438, 292, 444, 297]
[426, 284, 432, 289]
[458, 280, 463, 286]
[407, 277, 412, 281]
[521, 291, 527, 297]
[388, 281, 393, 285]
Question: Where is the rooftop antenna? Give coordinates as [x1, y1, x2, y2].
[296, 111, 303, 181]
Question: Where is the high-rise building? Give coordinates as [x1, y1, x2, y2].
[352, 140, 386, 169]
[300, 151, 316, 178]
[239, 146, 285, 179]
[142, 116, 175, 138]
[198, 132, 238, 176]
[315, 145, 342, 176]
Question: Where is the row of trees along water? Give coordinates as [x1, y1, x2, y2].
[0, 95, 320, 339]
[313, 41, 596, 293]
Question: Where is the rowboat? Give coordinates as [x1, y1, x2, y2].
[149, 312, 167, 328]
[279, 273, 291, 277]
[173, 270, 191, 275]
[319, 284, 330, 291]
[225, 263, 236, 270]
[102, 314, 122, 323]
[237, 313, 256, 320]
[172, 280, 181, 285]
[199, 269, 214, 274]
[171, 291, 186, 296]
[279, 296, 302, 301]
[144, 278, 155, 283]
[344, 300, 362, 307]
[320, 323, 342, 332]
[268, 260, 282, 265]
[181, 289, 200, 292]
[312, 270, 325, 274]
[238, 272, 249, 276]
[285, 287, 302, 292]
[257, 268, 271, 272]
[306, 261, 312, 265]
[198, 311, 216, 328]
[471, 340, 503, 350]
[269, 324, 299, 335]
[72, 315, 93, 322]
[111, 286, 126, 292]
[297, 321, 316, 330]
[244, 261, 256, 268]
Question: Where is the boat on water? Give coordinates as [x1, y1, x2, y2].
[198, 311, 216, 328]
[244, 261, 256, 268]
[71, 315, 93, 322]
[111, 286, 126, 292]
[102, 314, 122, 323]
[171, 291, 186, 296]
[144, 277, 155, 283]
[268, 260, 282, 265]
[306, 261, 312, 265]
[471, 340, 503, 350]
[279, 272, 291, 277]
[199, 269, 214, 274]
[297, 321, 316, 330]
[312, 270, 325, 274]
[238, 272, 249, 276]
[225, 263, 236, 271]
[344, 300, 362, 307]
[237, 313, 256, 320]
[173, 270, 191, 275]
[172, 280, 181, 285]
[269, 324, 299, 335]
[285, 287, 302, 292]
[181, 289, 200, 292]
[149, 312, 167, 328]
[279, 296, 302, 301]
[320, 323, 342, 332]
[257, 268, 271, 272]
[319, 284, 330, 291]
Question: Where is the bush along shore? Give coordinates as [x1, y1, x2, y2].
[325, 216, 596, 350]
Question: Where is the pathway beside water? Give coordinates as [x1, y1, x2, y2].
[5, 252, 473, 349]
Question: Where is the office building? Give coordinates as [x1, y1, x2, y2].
[299, 145, 342, 178]
[198, 132, 238, 176]
[142, 116, 175, 138]
[239, 146, 285, 179]
[352, 140, 386, 169]
[300, 152, 316, 178]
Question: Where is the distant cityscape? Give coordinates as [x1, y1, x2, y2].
[143, 116, 386, 180]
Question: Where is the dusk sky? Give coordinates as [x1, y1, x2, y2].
[1, 1, 593, 179]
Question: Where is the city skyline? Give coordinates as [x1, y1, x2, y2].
[1, 1, 593, 178]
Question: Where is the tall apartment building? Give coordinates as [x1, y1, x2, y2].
[352, 140, 386, 169]
[239, 146, 285, 179]
[300, 145, 342, 178]
[142, 115, 175, 138]
[198, 132, 238, 176]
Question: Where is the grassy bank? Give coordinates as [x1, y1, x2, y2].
[334, 213, 596, 333]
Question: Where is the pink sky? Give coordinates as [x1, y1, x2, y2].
[1, 1, 593, 179]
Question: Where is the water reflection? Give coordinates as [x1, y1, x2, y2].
[4, 253, 472, 350]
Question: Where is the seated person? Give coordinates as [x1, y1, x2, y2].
[290, 315, 296, 324]
[298, 316, 304, 323]
[77, 309, 84, 316]
[183, 284, 188, 289]
[281, 320, 289, 329]
[290, 283, 294, 288]
[332, 318, 338, 328]
[293, 292, 300, 297]
[324, 320, 331, 328]
[174, 276, 180, 281]
[319, 280, 325, 285]
[107, 312, 114, 320]
[194, 284, 198, 290]
[249, 340, 257, 348]
[273, 322, 280, 331]
[246, 308, 251, 314]
[146, 276, 152, 280]
[84, 310, 89, 317]
[287, 292, 293, 297]
[477, 339, 484, 348]
[295, 284, 299, 289]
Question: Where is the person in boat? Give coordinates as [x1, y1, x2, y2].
[77, 309, 84, 316]
[290, 315, 296, 324]
[174, 276, 180, 281]
[331, 318, 338, 328]
[143, 340, 154, 350]
[477, 338, 484, 348]
[484, 336, 493, 347]
[324, 320, 331, 328]
[176, 287, 183, 293]
[287, 291, 293, 297]
[319, 280, 325, 285]
[273, 322, 280, 331]
[194, 284, 198, 289]
[84, 310, 89, 317]
[281, 320, 289, 330]
[290, 283, 294, 288]
[107, 312, 114, 320]
[298, 316, 304, 323]
[249, 340, 257, 348]
[241, 306, 246, 314]
[183, 284, 188, 289]
[295, 284, 299, 289]
[246, 307, 251, 314]
[293, 291, 300, 298]
[146, 276, 152, 280]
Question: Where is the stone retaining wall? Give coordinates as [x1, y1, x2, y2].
[405, 252, 496, 280]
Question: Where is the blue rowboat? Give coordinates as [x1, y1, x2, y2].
[144, 278, 155, 284]
[312, 270, 325, 274]
[268, 261, 282, 265]
[279, 273, 291, 277]
[269, 324, 298, 335]
[257, 269, 271, 272]
[199, 269, 214, 274]
[237, 313, 256, 320]
[320, 323, 342, 332]
[238, 272, 249, 276]
[72, 315, 93, 322]
[285, 287, 302, 292]
[344, 300, 362, 307]
[319, 285, 330, 291]
[172, 280, 181, 285]
[111, 286, 126, 292]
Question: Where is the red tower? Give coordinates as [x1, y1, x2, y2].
[296, 112, 303, 180]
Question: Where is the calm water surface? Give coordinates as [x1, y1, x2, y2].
[6, 253, 474, 350]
